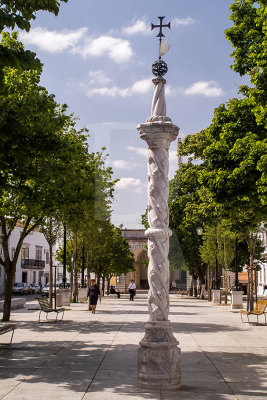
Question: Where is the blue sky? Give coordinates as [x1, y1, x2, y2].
[18, 0, 248, 228]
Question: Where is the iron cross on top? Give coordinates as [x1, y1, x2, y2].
[151, 16, 171, 44]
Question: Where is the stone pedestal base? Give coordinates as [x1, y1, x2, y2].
[212, 289, 221, 304]
[231, 291, 244, 309]
[59, 289, 70, 306]
[138, 320, 181, 391]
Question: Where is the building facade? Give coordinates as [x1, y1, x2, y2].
[117, 229, 186, 293]
[258, 228, 267, 295]
[0, 225, 51, 294]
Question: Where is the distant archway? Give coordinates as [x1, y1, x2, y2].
[117, 229, 148, 292]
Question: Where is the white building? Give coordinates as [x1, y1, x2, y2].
[0, 225, 51, 294]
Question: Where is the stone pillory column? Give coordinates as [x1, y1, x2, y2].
[136, 17, 181, 391]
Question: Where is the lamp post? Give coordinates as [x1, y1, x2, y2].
[234, 237, 239, 290]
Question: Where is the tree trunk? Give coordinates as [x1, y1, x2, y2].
[70, 259, 73, 302]
[72, 247, 78, 303]
[249, 254, 254, 311]
[2, 262, 15, 321]
[102, 275, 105, 296]
[107, 275, 111, 295]
[97, 273, 101, 287]
[49, 242, 53, 307]
[207, 268, 212, 302]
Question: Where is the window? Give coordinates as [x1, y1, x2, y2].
[11, 247, 15, 260]
[35, 246, 42, 260]
[46, 251, 49, 264]
[21, 247, 29, 260]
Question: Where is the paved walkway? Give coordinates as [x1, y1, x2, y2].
[0, 295, 267, 400]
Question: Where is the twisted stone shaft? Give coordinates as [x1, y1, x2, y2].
[137, 78, 179, 322]
[151, 78, 166, 117]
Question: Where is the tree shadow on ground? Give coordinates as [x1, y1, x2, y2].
[1, 339, 266, 399]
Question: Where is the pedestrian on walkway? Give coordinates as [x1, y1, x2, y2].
[128, 280, 136, 301]
[87, 279, 100, 313]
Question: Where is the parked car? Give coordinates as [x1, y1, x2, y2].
[41, 284, 57, 297]
[34, 284, 41, 294]
[41, 284, 49, 297]
[28, 283, 36, 294]
[59, 283, 70, 289]
[12, 282, 28, 295]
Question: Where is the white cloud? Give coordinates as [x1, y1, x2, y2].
[20, 27, 133, 63]
[73, 35, 133, 63]
[112, 160, 139, 170]
[130, 78, 152, 94]
[116, 177, 142, 190]
[172, 17, 196, 27]
[122, 18, 150, 35]
[86, 78, 152, 97]
[88, 70, 112, 85]
[165, 85, 178, 96]
[20, 27, 87, 53]
[184, 81, 225, 97]
[86, 85, 128, 97]
[127, 146, 147, 157]
[169, 151, 178, 161]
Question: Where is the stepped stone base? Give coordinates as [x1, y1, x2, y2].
[138, 320, 181, 390]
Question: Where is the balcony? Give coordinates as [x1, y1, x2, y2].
[21, 259, 45, 270]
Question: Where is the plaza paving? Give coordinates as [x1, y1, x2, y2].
[0, 295, 267, 400]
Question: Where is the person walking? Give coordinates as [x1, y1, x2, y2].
[128, 280, 136, 301]
[87, 279, 100, 313]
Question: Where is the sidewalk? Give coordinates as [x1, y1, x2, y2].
[1, 295, 267, 400]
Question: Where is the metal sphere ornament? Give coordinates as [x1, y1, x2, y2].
[152, 59, 168, 77]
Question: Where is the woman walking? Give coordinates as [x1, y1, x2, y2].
[87, 279, 100, 313]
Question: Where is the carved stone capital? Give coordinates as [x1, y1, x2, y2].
[137, 121, 179, 149]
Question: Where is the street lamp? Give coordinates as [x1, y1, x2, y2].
[196, 227, 203, 236]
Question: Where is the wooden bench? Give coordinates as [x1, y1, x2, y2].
[0, 324, 16, 344]
[38, 298, 65, 322]
[240, 299, 267, 325]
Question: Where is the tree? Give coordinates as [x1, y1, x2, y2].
[0, 33, 93, 321]
[41, 218, 62, 307]
[177, 0, 267, 309]
[169, 162, 209, 293]
[56, 221, 135, 297]
[87, 222, 135, 295]
[0, 0, 68, 85]
[225, 0, 267, 127]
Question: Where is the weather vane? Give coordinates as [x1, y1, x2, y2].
[151, 16, 171, 77]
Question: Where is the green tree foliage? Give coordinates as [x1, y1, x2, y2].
[169, 162, 207, 284]
[0, 1, 68, 83]
[88, 222, 135, 283]
[0, 33, 103, 320]
[225, 0, 267, 126]
[181, 98, 267, 215]
[56, 221, 135, 296]
[0, 0, 68, 32]
[176, 0, 266, 307]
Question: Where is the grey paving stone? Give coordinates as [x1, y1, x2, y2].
[1, 296, 267, 399]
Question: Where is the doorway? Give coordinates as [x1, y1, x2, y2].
[22, 271, 27, 283]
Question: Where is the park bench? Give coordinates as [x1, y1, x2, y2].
[38, 298, 65, 322]
[0, 324, 16, 344]
[240, 299, 267, 325]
